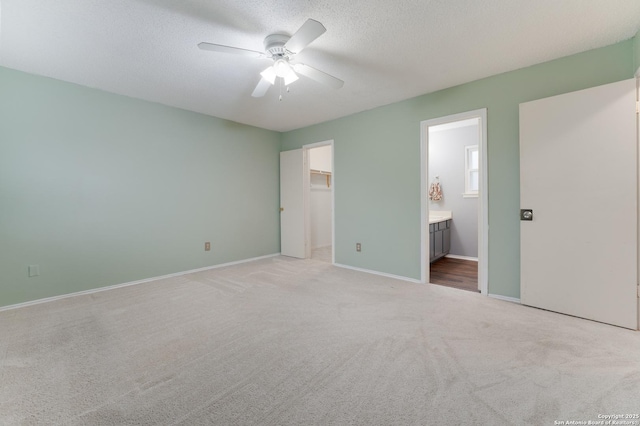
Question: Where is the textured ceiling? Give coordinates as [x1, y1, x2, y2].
[1, 0, 639, 132]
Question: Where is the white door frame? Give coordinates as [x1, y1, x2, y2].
[420, 109, 488, 294]
[303, 140, 335, 264]
[637, 76, 640, 330]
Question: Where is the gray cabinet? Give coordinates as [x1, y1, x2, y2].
[429, 224, 436, 258]
[429, 219, 451, 263]
[434, 228, 443, 257]
[442, 228, 450, 254]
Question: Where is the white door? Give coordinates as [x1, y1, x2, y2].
[520, 78, 637, 329]
[280, 149, 306, 258]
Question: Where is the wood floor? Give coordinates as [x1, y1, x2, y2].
[430, 257, 479, 293]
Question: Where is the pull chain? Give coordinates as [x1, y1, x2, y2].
[277, 79, 292, 101]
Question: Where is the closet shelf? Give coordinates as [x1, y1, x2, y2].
[310, 169, 332, 188]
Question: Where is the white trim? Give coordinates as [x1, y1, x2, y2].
[462, 193, 479, 198]
[464, 144, 479, 195]
[303, 148, 311, 258]
[421, 108, 489, 296]
[489, 294, 521, 304]
[303, 140, 335, 265]
[445, 254, 478, 262]
[334, 263, 422, 284]
[303, 140, 333, 150]
[420, 123, 428, 284]
[428, 117, 478, 133]
[0, 253, 281, 313]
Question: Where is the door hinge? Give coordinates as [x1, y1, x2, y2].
[636, 101, 639, 114]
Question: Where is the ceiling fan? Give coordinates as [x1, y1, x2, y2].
[198, 19, 344, 98]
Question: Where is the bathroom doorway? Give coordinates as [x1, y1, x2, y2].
[420, 109, 488, 294]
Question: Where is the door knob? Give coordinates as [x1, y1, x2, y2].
[520, 209, 533, 221]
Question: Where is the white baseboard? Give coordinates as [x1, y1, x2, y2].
[334, 263, 422, 284]
[0, 253, 281, 313]
[488, 294, 521, 304]
[445, 254, 478, 262]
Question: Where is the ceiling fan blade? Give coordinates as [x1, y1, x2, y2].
[293, 64, 344, 89]
[284, 19, 326, 54]
[198, 42, 264, 58]
[251, 78, 272, 97]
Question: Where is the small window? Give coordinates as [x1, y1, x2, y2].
[464, 145, 479, 197]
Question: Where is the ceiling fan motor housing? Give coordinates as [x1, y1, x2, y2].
[263, 34, 291, 58]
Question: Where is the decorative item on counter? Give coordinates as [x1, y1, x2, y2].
[429, 176, 443, 201]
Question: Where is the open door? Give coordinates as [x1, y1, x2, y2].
[520, 78, 638, 329]
[280, 149, 307, 258]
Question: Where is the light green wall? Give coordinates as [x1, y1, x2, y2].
[282, 39, 635, 298]
[0, 67, 281, 307]
[1, 38, 635, 308]
[634, 31, 640, 75]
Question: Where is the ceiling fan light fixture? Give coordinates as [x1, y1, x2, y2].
[273, 59, 291, 77]
[260, 66, 276, 85]
[274, 59, 299, 85]
[284, 71, 299, 86]
[263, 59, 299, 86]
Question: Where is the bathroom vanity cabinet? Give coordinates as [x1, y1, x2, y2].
[429, 219, 451, 263]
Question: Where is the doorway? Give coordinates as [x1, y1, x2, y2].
[279, 142, 334, 261]
[420, 109, 488, 294]
[305, 141, 334, 264]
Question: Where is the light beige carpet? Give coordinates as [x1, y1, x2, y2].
[311, 245, 332, 263]
[1, 255, 639, 425]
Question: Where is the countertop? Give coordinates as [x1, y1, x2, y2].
[429, 210, 452, 224]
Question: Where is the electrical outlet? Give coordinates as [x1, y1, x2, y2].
[28, 265, 40, 277]
[204, 242, 211, 251]
[356, 243, 361, 252]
